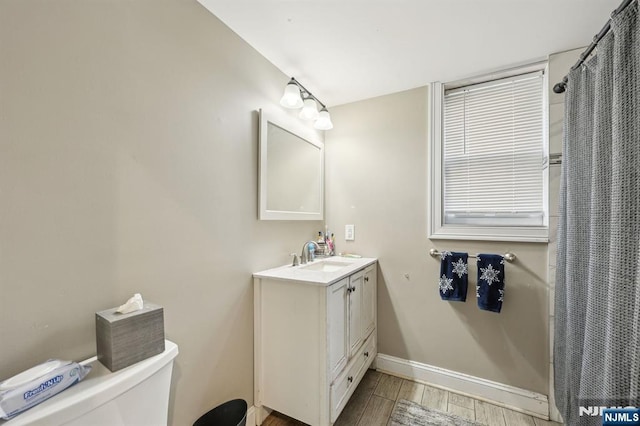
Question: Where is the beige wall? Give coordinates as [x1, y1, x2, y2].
[325, 87, 550, 394]
[0, 1, 322, 425]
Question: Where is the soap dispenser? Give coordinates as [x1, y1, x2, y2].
[316, 231, 327, 256]
[308, 242, 316, 261]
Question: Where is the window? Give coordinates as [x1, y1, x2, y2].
[429, 64, 548, 242]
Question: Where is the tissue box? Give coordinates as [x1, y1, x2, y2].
[95, 302, 165, 372]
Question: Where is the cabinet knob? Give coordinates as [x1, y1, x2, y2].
[364, 351, 369, 357]
[364, 277, 369, 282]
[348, 376, 353, 383]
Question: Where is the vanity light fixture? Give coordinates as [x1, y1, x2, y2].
[299, 98, 319, 120]
[279, 77, 333, 130]
[314, 108, 333, 130]
[280, 80, 304, 108]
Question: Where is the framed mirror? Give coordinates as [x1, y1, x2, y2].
[259, 109, 324, 220]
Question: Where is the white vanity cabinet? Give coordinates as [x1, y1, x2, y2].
[253, 258, 377, 426]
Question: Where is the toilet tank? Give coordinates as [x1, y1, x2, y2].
[2, 340, 179, 426]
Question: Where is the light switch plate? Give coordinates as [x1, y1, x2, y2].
[345, 224, 355, 241]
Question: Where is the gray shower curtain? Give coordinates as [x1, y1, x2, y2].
[554, 2, 640, 425]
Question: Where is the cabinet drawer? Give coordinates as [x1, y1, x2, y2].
[360, 331, 376, 367]
[330, 332, 376, 423]
[330, 351, 365, 423]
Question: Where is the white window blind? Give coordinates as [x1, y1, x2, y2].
[443, 71, 545, 227]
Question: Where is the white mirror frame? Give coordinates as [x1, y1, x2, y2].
[258, 108, 324, 220]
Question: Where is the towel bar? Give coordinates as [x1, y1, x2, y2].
[429, 248, 516, 263]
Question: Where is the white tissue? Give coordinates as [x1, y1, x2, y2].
[116, 293, 144, 314]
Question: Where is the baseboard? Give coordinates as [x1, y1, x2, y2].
[247, 406, 256, 426]
[375, 353, 549, 420]
[253, 405, 272, 425]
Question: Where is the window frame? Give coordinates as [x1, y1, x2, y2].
[428, 62, 550, 243]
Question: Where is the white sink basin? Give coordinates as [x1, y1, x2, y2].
[300, 260, 353, 272]
[254, 256, 376, 286]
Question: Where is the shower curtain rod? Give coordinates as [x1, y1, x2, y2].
[552, 0, 635, 94]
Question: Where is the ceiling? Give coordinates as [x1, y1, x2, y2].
[198, 0, 620, 107]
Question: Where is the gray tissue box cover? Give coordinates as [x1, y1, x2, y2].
[95, 302, 165, 372]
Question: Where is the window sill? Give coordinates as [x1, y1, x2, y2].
[428, 224, 549, 243]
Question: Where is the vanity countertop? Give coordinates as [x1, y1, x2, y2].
[253, 256, 377, 286]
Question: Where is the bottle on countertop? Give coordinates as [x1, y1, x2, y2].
[328, 233, 335, 255]
[315, 231, 326, 256]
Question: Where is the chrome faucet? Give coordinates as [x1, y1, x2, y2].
[300, 241, 320, 264]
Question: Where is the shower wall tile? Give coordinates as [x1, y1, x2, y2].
[550, 403, 563, 423]
[549, 315, 555, 363]
[548, 362, 555, 399]
[549, 165, 561, 218]
[549, 103, 564, 155]
[549, 47, 584, 105]
[547, 48, 577, 426]
[548, 361, 563, 422]
[549, 243, 557, 269]
[548, 217, 558, 268]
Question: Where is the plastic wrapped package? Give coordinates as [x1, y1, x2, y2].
[0, 360, 91, 420]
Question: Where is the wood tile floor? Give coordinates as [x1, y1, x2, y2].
[263, 370, 564, 426]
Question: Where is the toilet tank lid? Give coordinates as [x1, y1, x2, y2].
[1, 340, 179, 426]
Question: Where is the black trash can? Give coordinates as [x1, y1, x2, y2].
[193, 399, 247, 426]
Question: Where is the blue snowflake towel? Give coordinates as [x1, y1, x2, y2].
[438, 251, 469, 301]
[476, 254, 505, 313]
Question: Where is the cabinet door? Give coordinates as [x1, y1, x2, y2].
[328, 278, 349, 381]
[361, 266, 376, 339]
[348, 271, 363, 357]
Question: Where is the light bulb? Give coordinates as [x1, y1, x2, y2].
[280, 82, 303, 109]
[314, 108, 333, 130]
[299, 98, 319, 120]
